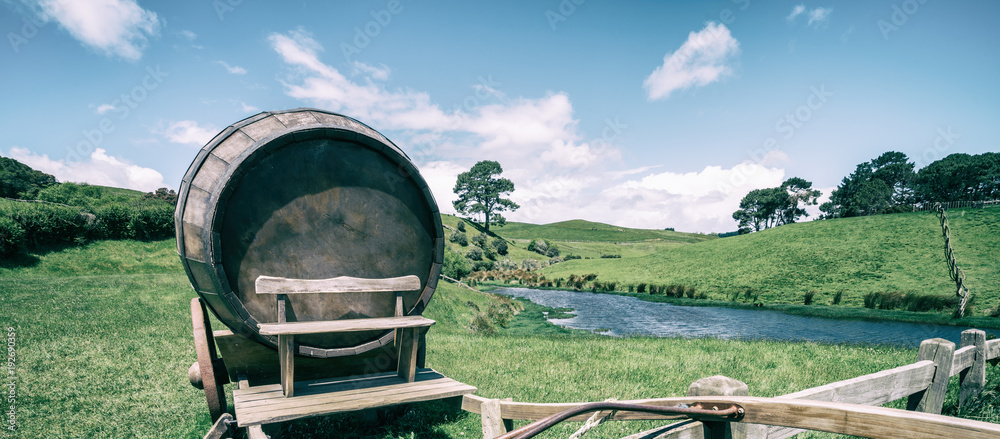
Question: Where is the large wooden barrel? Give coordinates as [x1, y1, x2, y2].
[175, 108, 443, 358]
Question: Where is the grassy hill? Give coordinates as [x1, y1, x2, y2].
[441, 214, 715, 261]
[494, 218, 717, 243]
[537, 208, 1000, 313]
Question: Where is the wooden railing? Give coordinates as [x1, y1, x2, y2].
[465, 329, 1000, 439]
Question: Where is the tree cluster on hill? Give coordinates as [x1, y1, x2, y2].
[733, 177, 821, 233]
[0, 156, 56, 199]
[820, 151, 1000, 219]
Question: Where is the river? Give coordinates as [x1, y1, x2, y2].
[495, 287, 980, 347]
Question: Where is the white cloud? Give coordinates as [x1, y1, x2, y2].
[268, 27, 773, 233]
[351, 61, 391, 81]
[787, 4, 806, 21]
[807, 7, 833, 27]
[787, 5, 833, 28]
[178, 29, 197, 41]
[32, 0, 160, 61]
[94, 104, 115, 114]
[239, 102, 260, 113]
[215, 60, 247, 75]
[4, 147, 165, 192]
[599, 162, 787, 232]
[157, 120, 217, 146]
[643, 22, 740, 101]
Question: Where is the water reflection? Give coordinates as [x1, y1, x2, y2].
[497, 287, 979, 347]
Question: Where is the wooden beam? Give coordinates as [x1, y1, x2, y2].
[468, 396, 1000, 439]
[952, 345, 977, 376]
[278, 334, 295, 397]
[397, 327, 420, 382]
[907, 338, 955, 414]
[986, 338, 1000, 362]
[258, 316, 434, 336]
[255, 275, 421, 294]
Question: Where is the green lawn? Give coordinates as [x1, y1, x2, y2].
[2, 239, 999, 438]
[537, 209, 1000, 315]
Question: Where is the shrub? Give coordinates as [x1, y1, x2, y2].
[456, 221, 466, 232]
[8, 203, 87, 247]
[127, 204, 173, 240]
[521, 259, 542, 271]
[469, 313, 496, 335]
[637, 283, 646, 293]
[804, 290, 816, 305]
[600, 254, 621, 259]
[564, 254, 581, 260]
[487, 303, 514, 328]
[495, 258, 517, 271]
[545, 245, 560, 258]
[472, 260, 494, 272]
[0, 217, 26, 257]
[527, 239, 548, 254]
[548, 256, 563, 265]
[449, 231, 468, 246]
[443, 247, 472, 279]
[483, 244, 498, 261]
[471, 233, 488, 249]
[685, 286, 696, 299]
[863, 291, 956, 312]
[95, 203, 132, 240]
[491, 238, 508, 255]
[466, 247, 483, 261]
[832, 290, 843, 305]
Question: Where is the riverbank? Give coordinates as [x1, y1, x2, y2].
[478, 282, 1000, 330]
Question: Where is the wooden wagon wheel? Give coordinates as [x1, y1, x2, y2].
[190, 297, 230, 421]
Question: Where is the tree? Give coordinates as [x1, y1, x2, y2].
[914, 152, 1000, 203]
[0, 157, 57, 199]
[453, 160, 519, 233]
[732, 187, 788, 232]
[732, 177, 820, 233]
[778, 177, 821, 225]
[820, 151, 915, 218]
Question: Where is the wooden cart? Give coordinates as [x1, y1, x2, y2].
[178, 109, 475, 438]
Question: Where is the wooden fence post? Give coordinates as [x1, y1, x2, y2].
[960, 329, 987, 408]
[687, 375, 748, 439]
[906, 338, 955, 414]
[481, 398, 512, 439]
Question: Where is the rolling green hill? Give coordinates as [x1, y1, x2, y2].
[441, 214, 715, 261]
[494, 218, 717, 243]
[537, 208, 1000, 312]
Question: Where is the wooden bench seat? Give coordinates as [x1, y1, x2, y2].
[258, 316, 435, 336]
[233, 368, 476, 426]
[254, 274, 431, 396]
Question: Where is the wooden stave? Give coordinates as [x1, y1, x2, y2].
[175, 108, 443, 359]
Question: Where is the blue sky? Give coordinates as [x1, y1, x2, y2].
[1, 0, 997, 232]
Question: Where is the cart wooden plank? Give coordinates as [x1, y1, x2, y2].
[258, 316, 434, 335]
[233, 368, 475, 426]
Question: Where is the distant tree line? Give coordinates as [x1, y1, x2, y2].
[821, 151, 1000, 219]
[733, 151, 1000, 233]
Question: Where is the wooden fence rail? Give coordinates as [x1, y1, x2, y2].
[467, 329, 1000, 439]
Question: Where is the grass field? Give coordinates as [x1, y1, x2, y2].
[2, 239, 1000, 437]
[533, 209, 1000, 315]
